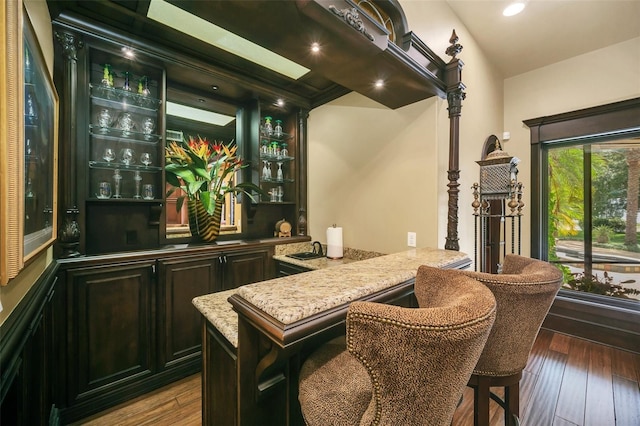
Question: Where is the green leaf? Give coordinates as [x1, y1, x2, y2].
[200, 191, 217, 215]
[167, 165, 198, 184]
[175, 195, 185, 213]
[187, 180, 207, 196]
[166, 171, 182, 189]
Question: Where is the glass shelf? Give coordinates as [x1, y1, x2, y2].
[90, 83, 161, 110]
[89, 125, 161, 144]
[88, 161, 162, 171]
[261, 177, 294, 184]
[259, 154, 294, 162]
[260, 127, 293, 142]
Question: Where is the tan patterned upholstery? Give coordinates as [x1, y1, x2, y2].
[459, 254, 563, 426]
[298, 266, 497, 426]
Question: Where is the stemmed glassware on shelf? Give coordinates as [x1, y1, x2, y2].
[133, 171, 142, 199]
[140, 152, 152, 167]
[264, 116, 273, 136]
[262, 160, 271, 180]
[113, 169, 122, 198]
[103, 147, 115, 164]
[121, 148, 134, 166]
[142, 117, 155, 140]
[118, 113, 134, 137]
[274, 120, 283, 138]
[98, 108, 112, 133]
[276, 161, 283, 182]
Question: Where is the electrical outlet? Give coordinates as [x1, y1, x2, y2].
[407, 232, 417, 247]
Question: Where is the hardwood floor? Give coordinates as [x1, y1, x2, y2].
[74, 330, 640, 426]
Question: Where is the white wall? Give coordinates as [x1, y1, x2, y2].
[503, 36, 640, 257]
[308, 1, 504, 259]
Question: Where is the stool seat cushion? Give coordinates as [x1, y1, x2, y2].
[299, 337, 372, 425]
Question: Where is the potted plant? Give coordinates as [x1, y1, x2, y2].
[165, 136, 263, 241]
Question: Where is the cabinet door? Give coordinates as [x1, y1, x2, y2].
[222, 248, 272, 290]
[66, 262, 155, 404]
[157, 256, 220, 368]
[83, 46, 164, 254]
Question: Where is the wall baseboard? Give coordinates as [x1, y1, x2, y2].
[543, 292, 640, 354]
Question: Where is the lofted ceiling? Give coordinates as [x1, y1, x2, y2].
[48, 0, 449, 110]
[47, 0, 638, 111]
[446, 0, 640, 78]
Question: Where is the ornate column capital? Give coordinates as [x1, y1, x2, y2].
[54, 31, 84, 62]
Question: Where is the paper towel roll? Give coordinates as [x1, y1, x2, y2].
[326, 226, 343, 259]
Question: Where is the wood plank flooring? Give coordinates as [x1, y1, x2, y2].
[74, 330, 640, 426]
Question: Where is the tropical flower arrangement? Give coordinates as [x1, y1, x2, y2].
[165, 135, 263, 216]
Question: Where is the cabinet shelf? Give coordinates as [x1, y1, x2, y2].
[259, 201, 296, 205]
[88, 161, 162, 171]
[261, 177, 294, 184]
[260, 128, 293, 142]
[90, 84, 161, 110]
[87, 197, 160, 202]
[259, 154, 294, 162]
[89, 125, 161, 144]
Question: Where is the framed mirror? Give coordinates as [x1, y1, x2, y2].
[22, 7, 59, 261]
[1, 1, 58, 285]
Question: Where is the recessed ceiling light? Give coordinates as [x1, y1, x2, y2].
[121, 47, 135, 58]
[375, 79, 384, 88]
[276, 99, 285, 107]
[211, 85, 219, 91]
[311, 42, 320, 53]
[503, 2, 525, 17]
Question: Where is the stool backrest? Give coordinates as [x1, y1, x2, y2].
[460, 255, 563, 376]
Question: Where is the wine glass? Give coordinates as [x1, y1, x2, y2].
[121, 148, 134, 166]
[142, 117, 155, 139]
[103, 148, 115, 163]
[262, 160, 269, 180]
[118, 113, 134, 137]
[274, 119, 283, 138]
[97, 108, 112, 133]
[140, 152, 152, 166]
[276, 161, 283, 181]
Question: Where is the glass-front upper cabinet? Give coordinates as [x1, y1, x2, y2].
[258, 111, 296, 204]
[87, 49, 163, 202]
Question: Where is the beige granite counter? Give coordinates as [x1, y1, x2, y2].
[192, 247, 470, 348]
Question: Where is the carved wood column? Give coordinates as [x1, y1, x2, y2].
[54, 30, 83, 258]
[297, 108, 309, 236]
[444, 30, 466, 251]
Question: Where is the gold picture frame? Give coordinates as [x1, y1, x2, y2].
[1, 1, 59, 285]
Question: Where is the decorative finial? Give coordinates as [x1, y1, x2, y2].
[445, 29, 463, 60]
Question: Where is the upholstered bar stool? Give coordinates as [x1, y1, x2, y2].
[460, 255, 563, 426]
[298, 266, 497, 426]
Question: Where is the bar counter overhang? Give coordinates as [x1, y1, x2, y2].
[193, 247, 470, 426]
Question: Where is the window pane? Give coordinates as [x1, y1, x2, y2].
[548, 141, 640, 301]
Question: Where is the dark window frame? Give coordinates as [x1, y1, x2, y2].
[525, 97, 640, 309]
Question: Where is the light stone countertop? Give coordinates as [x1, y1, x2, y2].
[193, 247, 470, 348]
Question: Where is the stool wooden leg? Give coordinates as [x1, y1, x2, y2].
[504, 383, 520, 426]
[473, 377, 490, 426]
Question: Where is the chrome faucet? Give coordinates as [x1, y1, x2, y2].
[312, 241, 324, 256]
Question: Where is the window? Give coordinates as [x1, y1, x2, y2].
[546, 139, 640, 300]
[527, 98, 640, 304]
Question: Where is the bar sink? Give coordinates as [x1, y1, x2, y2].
[286, 252, 325, 260]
